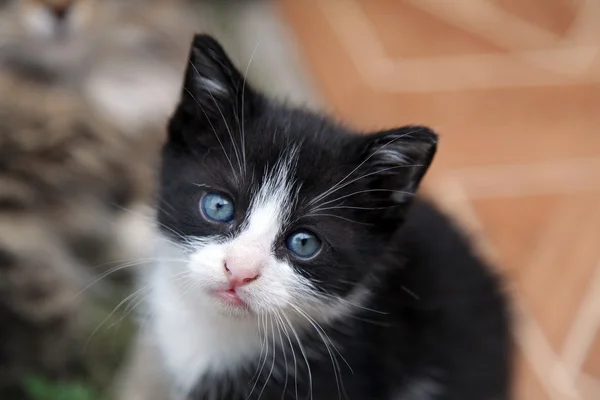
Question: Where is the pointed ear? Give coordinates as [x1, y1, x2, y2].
[168, 34, 259, 146]
[361, 125, 438, 204]
[182, 34, 247, 113]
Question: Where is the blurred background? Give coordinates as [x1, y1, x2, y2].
[0, 0, 598, 399]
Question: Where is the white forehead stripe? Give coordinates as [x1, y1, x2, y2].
[238, 151, 298, 246]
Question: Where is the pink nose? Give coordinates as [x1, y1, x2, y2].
[224, 261, 260, 288]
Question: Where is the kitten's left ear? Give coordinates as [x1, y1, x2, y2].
[178, 34, 258, 125]
[361, 125, 438, 203]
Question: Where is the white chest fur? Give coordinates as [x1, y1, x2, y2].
[147, 262, 263, 395]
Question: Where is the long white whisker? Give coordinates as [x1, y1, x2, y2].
[275, 311, 298, 400]
[286, 302, 348, 400]
[241, 41, 260, 176]
[189, 62, 243, 175]
[107, 286, 150, 330]
[176, 278, 198, 302]
[308, 129, 421, 206]
[312, 292, 389, 315]
[309, 164, 421, 213]
[310, 205, 398, 213]
[247, 312, 269, 399]
[111, 204, 191, 245]
[273, 310, 289, 399]
[282, 313, 313, 400]
[183, 87, 237, 178]
[73, 258, 186, 299]
[300, 213, 371, 225]
[310, 187, 414, 213]
[248, 311, 267, 387]
[257, 315, 277, 400]
[84, 286, 147, 350]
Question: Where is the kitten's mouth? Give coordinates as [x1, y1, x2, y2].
[212, 288, 247, 308]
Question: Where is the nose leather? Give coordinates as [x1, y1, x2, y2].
[224, 242, 267, 287]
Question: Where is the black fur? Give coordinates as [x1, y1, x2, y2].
[157, 34, 512, 400]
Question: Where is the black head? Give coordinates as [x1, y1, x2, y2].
[157, 34, 437, 319]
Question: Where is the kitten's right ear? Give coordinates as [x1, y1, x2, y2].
[169, 34, 259, 144]
[360, 125, 438, 205]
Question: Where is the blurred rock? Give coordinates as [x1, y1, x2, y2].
[0, 0, 205, 136]
[0, 65, 158, 397]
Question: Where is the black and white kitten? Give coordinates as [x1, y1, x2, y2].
[144, 34, 511, 400]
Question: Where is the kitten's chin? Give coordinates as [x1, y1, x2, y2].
[215, 305, 253, 319]
[211, 300, 255, 319]
[207, 290, 256, 318]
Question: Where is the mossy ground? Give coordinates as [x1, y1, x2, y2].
[22, 284, 137, 400]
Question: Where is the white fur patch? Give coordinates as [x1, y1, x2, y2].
[145, 149, 373, 394]
[377, 147, 408, 165]
[146, 153, 320, 393]
[148, 247, 261, 394]
[197, 77, 228, 96]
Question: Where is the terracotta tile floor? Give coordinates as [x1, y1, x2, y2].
[277, 0, 600, 398]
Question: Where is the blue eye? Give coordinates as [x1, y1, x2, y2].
[201, 193, 234, 223]
[286, 231, 321, 259]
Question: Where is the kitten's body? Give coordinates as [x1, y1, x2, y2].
[138, 36, 511, 400]
[148, 201, 509, 400]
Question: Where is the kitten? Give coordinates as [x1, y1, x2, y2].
[0, 0, 200, 135]
[140, 35, 512, 400]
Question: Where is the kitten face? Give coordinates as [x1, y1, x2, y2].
[157, 35, 438, 323]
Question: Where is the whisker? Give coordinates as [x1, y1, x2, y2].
[299, 213, 372, 225]
[183, 87, 237, 178]
[312, 291, 389, 315]
[286, 302, 348, 400]
[113, 204, 191, 245]
[273, 310, 290, 399]
[84, 286, 147, 350]
[256, 315, 277, 400]
[247, 312, 270, 400]
[155, 194, 178, 214]
[308, 128, 422, 207]
[189, 62, 243, 175]
[402, 286, 420, 300]
[73, 259, 181, 300]
[240, 41, 260, 176]
[177, 278, 203, 302]
[275, 310, 298, 400]
[106, 286, 150, 330]
[311, 188, 414, 212]
[309, 164, 421, 212]
[249, 311, 267, 386]
[281, 313, 313, 400]
[310, 204, 399, 214]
